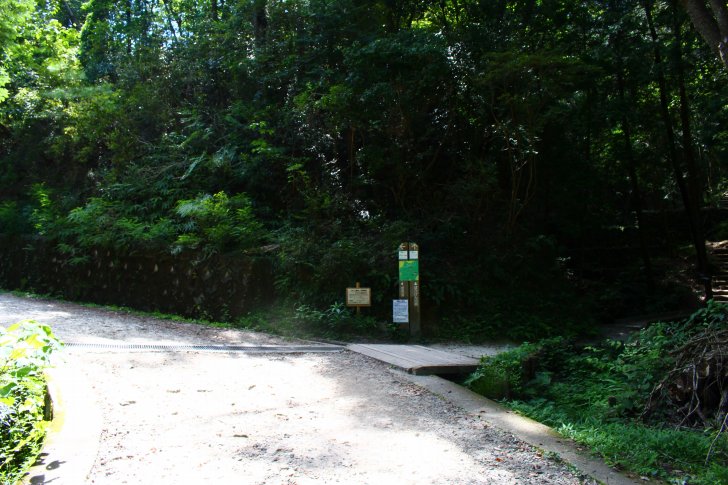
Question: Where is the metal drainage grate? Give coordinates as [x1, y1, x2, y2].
[65, 342, 344, 353]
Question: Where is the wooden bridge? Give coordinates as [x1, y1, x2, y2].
[348, 344, 480, 375]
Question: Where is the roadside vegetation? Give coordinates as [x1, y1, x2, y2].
[0, 320, 62, 483]
[8, 290, 389, 343]
[466, 302, 728, 484]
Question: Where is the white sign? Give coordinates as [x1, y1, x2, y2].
[393, 299, 409, 323]
[409, 250, 419, 260]
[398, 250, 409, 260]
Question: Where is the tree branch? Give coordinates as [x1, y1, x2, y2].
[680, 0, 728, 67]
[709, 0, 728, 35]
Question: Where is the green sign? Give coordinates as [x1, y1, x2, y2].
[399, 260, 419, 281]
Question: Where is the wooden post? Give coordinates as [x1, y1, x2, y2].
[409, 242, 421, 337]
[397, 242, 421, 337]
[409, 243, 422, 337]
[398, 242, 410, 332]
[355, 282, 361, 316]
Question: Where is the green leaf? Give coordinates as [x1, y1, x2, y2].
[0, 382, 16, 397]
[12, 365, 34, 378]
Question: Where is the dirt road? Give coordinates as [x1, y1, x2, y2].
[0, 293, 593, 484]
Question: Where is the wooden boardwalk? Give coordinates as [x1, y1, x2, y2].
[348, 344, 480, 375]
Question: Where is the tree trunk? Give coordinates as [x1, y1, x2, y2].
[644, 0, 711, 299]
[615, 35, 654, 289]
[61, 0, 79, 27]
[253, 0, 267, 48]
[126, 1, 132, 55]
[644, 0, 689, 217]
[671, 0, 712, 295]
[160, 0, 180, 42]
[679, 0, 728, 68]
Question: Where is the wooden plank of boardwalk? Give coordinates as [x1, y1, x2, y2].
[347, 344, 480, 375]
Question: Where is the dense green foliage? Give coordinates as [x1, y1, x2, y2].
[467, 303, 728, 483]
[1, 1, 727, 335]
[0, 320, 62, 483]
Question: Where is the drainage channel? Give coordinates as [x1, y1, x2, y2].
[65, 342, 344, 353]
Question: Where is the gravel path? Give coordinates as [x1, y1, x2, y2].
[1, 293, 595, 484]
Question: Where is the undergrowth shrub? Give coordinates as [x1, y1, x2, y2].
[293, 303, 380, 338]
[24, 184, 267, 261]
[0, 321, 62, 483]
[464, 337, 569, 399]
[173, 191, 266, 257]
[64, 197, 176, 254]
[0, 201, 31, 236]
[273, 218, 401, 309]
[466, 304, 728, 484]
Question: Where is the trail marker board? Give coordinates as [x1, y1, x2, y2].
[398, 260, 419, 281]
[346, 287, 371, 307]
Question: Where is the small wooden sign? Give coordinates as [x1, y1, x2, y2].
[346, 286, 371, 307]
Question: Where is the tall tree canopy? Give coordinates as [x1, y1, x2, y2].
[1, 0, 727, 337]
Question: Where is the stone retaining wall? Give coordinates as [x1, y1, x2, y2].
[0, 236, 275, 320]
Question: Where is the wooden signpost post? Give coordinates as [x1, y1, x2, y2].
[397, 242, 420, 337]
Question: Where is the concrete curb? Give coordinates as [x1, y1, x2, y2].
[401, 373, 647, 485]
[22, 363, 101, 485]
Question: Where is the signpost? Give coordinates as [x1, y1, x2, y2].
[346, 282, 371, 315]
[396, 242, 420, 336]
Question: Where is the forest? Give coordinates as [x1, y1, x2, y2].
[2, 0, 727, 339]
[1, 1, 728, 482]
